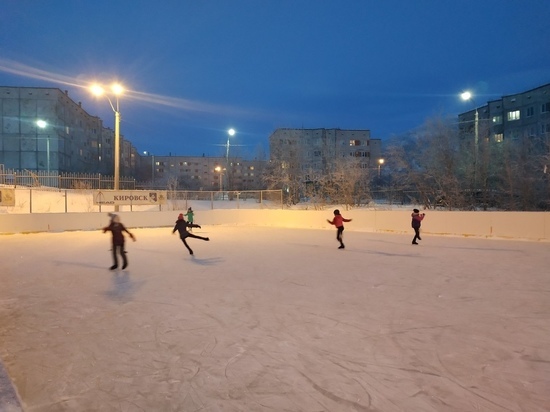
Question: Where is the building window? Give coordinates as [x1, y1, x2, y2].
[492, 115, 502, 124]
[526, 107, 534, 117]
[507, 110, 520, 121]
[541, 102, 550, 113]
[349, 140, 361, 146]
[494, 133, 503, 143]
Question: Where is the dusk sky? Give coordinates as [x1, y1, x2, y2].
[1, 1, 549, 158]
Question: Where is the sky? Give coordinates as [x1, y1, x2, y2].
[1, 1, 550, 158]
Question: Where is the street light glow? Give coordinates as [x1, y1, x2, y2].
[111, 83, 124, 95]
[90, 84, 105, 96]
[228, 128, 235, 136]
[36, 120, 47, 128]
[461, 91, 472, 101]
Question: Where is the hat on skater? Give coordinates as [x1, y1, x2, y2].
[413, 208, 419, 213]
[178, 213, 184, 220]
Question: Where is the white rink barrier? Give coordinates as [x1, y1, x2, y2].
[0, 209, 549, 241]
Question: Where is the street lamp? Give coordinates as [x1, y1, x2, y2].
[378, 158, 385, 178]
[461, 91, 479, 185]
[36, 120, 50, 173]
[214, 166, 223, 191]
[226, 128, 235, 164]
[91, 83, 124, 193]
[143, 151, 155, 187]
[224, 128, 235, 191]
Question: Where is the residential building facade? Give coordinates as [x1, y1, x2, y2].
[0, 86, 138, 175]
[459, 83, 550, 149]
[269, 128, 382, 174]
[143, 155, 266, 191]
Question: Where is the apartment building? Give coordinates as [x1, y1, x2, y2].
[269, 128, 382, 174]
[0, 86, 138, 175]
[459, 83, 550, 149]
[145, 155, 266, 191]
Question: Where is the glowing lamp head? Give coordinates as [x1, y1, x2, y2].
[228, 128, 236, 136]
[461, 91, 472, 101]
[36, 120, 47, 129]
[111, 83, 124, 95]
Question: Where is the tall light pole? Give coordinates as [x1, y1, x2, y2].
[91, 83, 124, 192]
[215, 166, 223, 191]
[225, 128, 235, 190]
[461, 91, 479, 186]
[144, 151, 155, 187]
[36, 120, 49, 173]
[378, 158, 385, 178]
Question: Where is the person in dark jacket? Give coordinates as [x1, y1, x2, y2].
[327, 209, 352, 249]
[411, 208, 425, 245]
[103, 214, 136, 270]
[172, 213, 209, 255]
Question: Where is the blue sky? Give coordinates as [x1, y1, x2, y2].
[1, 1, 549, 158]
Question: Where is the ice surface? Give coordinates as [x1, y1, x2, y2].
[0, 226, 549, 411]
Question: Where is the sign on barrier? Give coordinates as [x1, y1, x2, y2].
[94, 190, 167, 205]
[0, 188, 15, 206]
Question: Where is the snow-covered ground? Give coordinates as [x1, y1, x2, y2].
[0, 226, 549, 411]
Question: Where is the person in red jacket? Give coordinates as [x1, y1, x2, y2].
[327, 209, 352, 249]
[411, 208, 425, 245]
[103, 214, 136, 270]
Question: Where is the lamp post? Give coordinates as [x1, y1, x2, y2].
[378, 158, 385, 178]
[461, 91, 479, 185]
[143, 151, 155, 187]
[91, 83, 124, 192]
[225, 128, 235, 190]
[36, 120, 49, 173]
[215, 166, 223, 191]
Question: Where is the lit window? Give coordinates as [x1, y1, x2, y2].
[492, 115, 502, 124]
[507, 110, 520, 121]
[494, 133, 503, 143]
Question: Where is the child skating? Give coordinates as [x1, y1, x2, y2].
[172, 213, 209, 255]
[103, 214, 136, 270]
[185, 207, 195, 231]
[327, 209, 352, 249]
[411, 208, 425, 245]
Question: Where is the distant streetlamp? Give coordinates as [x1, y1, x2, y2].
[225, 128, 235, 190]
[215, 166, 223, 191]
[91, 83, 124, 193]
[143, 151, 155, 187]
[461, 90, 479, 185]
[378, 158, 385, 178]
[36, 119, 50, 173]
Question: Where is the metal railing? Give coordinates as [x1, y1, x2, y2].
[0, 169, 136, 190]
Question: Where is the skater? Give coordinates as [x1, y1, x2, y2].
[411, 208, 425, 245]
[185, 207, 195, 231]
[103, 214, 136, 270]
[327, 209, 352, 249]
[172, 213, 209, 255]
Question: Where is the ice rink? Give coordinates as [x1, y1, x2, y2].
[0, 226, 549, 411]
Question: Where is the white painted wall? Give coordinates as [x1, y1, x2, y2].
[1, 209, 549, 241]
